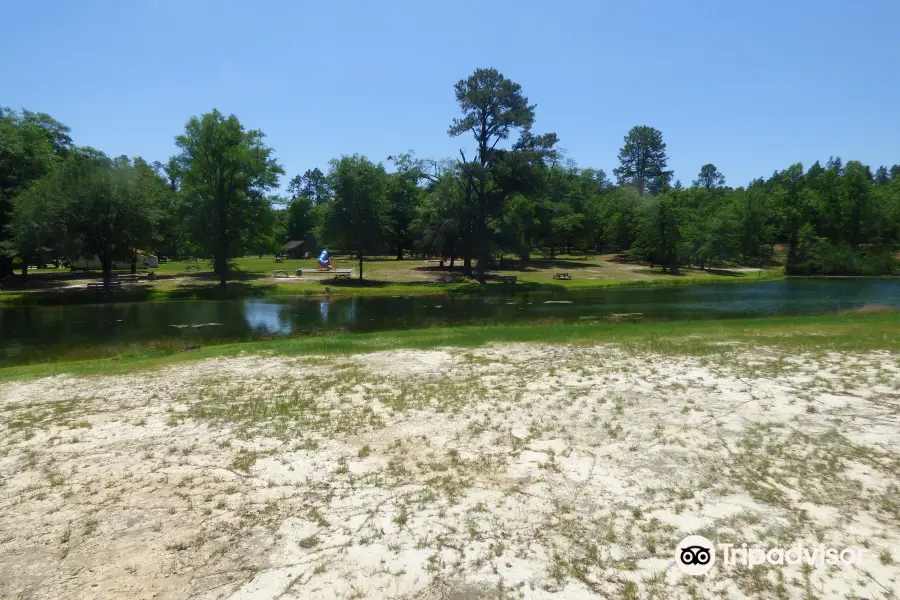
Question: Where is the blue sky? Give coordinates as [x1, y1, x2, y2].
[3, 0, 898, 190]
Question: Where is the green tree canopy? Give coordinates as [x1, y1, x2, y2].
[322, 155, 388, 280]
[170, 109, 283, 286]
[0, 108, 72, 275]
[448, 67, 557, 281]
[287, 167, 330, 205]
[693, 164, 726, 190]
[613, 126, 672, 196]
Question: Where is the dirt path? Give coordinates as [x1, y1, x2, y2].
[1, 345, 898, 599]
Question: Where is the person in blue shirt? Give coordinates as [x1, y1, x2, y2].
[317, 249, 335, 270]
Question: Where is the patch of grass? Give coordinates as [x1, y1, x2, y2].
[393, 505, 410, 528]
[620, 581, 639, 599]
[309, 508, 329, 527]
[3, 399, 86, 431]
[231, 449, 274, 472]
[83, 518, 99, 536]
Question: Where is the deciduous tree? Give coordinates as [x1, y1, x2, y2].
[170, 110, 283, 286]
[322, 155, 388, 280]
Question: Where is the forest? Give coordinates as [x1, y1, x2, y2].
[2, 68, 899, 286]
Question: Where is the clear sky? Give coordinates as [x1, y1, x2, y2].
[3, 0, 898, 190]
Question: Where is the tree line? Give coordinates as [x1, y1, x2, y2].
[3, 68, 899, 285]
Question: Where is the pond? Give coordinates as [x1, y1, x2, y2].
[2, 279, 898, 366]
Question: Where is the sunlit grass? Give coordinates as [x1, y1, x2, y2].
[1, 312, 897, 381]
[1, 254, 786, 305]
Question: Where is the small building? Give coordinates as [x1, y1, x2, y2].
[282, 240, 305, 259]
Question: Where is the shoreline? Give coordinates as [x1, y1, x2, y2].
[2, 311, 898, 381]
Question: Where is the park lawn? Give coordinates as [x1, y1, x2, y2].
[109, 253, 787, 292]
[2, 254, 784, 305]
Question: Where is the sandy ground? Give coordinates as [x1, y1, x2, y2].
[1, 344, 898, 600]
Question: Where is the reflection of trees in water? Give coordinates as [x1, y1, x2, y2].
[343, 297, 358, 323]
[243, 299, 293, 335]
[315, 297, 358, 327]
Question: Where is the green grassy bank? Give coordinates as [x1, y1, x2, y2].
[2, 312, 897, 382]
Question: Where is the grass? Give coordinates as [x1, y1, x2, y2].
[1, 253, 786, 305]
[1, 312, 897, 381]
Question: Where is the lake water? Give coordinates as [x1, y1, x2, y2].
[2, 279, 898, 365]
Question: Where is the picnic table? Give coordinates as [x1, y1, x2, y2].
[272, 270, 290, 278]
[295, 268, 355, 279]
[86, 281, 122, 291]
[553, 272, 571, 280]
[501, 276, 517, 284]
[274, 255, 284, 263]
[116, 273, 142, 282]
[185, 265, 201, 272]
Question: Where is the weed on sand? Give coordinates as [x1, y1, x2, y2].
[0, 339, 898, 599]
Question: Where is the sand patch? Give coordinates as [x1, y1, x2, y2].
[0, 344, 898, 599]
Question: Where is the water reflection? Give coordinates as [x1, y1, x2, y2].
[2, 279, 899, 366]
[243, 299, 293, 334]
[343, 297, 358, 323]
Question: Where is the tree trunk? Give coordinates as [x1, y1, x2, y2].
[463, 255, 472, 276]
[475, 197, 488, 284]
[215, 253, 227, 287]
[358, 253, 363, 280]
[449, 257, 455, 268]
[476, 233, 487, 284]
[21, 263, 28, 284]
[102, 262, 113, 288]
[131, 249, 138, 275]
[396, 245, 404, 260]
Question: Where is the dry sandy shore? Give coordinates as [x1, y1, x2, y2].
[1, 344, 898, 600]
